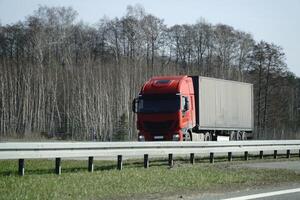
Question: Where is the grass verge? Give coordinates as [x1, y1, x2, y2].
[0, 158, 300, 200]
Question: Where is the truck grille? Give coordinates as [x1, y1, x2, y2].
[143, 121, 174, 131]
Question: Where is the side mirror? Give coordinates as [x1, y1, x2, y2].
[132, 98, 138, 113]
[182, 97, 189, 112]
[185, 99, 189, 111]
[182, 96, 189, 112]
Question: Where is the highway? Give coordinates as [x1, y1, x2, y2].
[156, 184, 300, 200]
[156, 161, 300, 200]
[215, 184, 300, 200]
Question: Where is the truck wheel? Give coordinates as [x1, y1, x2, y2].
[204, 132, 211, 141]
[241, 132, 247, 140]
[185, 132, 192, 141]
[229, 131, 235, 141]
[236, 131, 242, 140]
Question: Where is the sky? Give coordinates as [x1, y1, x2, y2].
[0, 0, 299, 77]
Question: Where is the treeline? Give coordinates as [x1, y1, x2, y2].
[0, 5, 299, 140]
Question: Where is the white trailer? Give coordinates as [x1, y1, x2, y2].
[190, 76, 254, 140]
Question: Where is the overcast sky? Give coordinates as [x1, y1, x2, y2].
[0, 0, 299, 77]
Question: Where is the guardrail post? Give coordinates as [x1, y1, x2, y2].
[287, 150, 291, 159]
[244, 151, 249, 161]
[210, 153, 214, 164]
[117, 155, 123, 170]
[228, 152, 232, 162]
[274, 150, 278, 159]
[144, 154, 149, 168]
[259, 151, 263, 159]
[18, 159, 25, 176]
[190, 153, 195, 164]
[168, 154, 173, 167]
[88, 156, 94, 172]
[55, 158, 61, 175]
[299, 150, 300, 158]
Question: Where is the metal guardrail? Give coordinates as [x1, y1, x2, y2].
[0, 140, 300, 176]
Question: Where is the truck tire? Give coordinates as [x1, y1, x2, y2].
[241, 132, 247, 140]
[204, 132, 211, 141]
[229, 131, 235, 141]
[236, 131, 242, 140]
[184, 131, 192, 141]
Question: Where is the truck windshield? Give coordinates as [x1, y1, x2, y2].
[138, 95, 180, 113]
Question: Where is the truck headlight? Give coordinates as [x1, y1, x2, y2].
[173, 134, 180, 141]
[138, 135, 145, 141]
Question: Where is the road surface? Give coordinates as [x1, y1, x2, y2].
[157, 161, 300, 200]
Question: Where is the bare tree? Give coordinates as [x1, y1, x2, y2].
[0, 5, 298, 141]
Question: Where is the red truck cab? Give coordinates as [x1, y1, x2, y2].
[133, 76, 196, 141]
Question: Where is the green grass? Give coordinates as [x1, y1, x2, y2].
[0, 158, 300, 200]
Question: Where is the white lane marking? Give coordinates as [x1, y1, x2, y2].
[221, 188, 300, 200]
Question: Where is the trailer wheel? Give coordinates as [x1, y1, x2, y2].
[229, 131, 235, 141]
[236, 131, 242, 140]
[204, 132, 211, 141]
[184, 131, 192, 141]
[241, 132, 247, 140]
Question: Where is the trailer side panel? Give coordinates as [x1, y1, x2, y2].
[195, 76, 253, 131]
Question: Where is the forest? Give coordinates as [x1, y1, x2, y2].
[0, 5, 299, 141]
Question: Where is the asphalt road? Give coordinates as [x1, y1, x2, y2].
[168, 182, 300, 200]
[204, 161, 300, 200]
[159, 161, 300, 200]
[158, 185, 300, 200]
[209, 184, 300, 200]
[219, 161, 300, 200]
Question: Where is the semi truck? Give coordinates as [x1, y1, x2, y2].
[132, 75, 254, 141]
